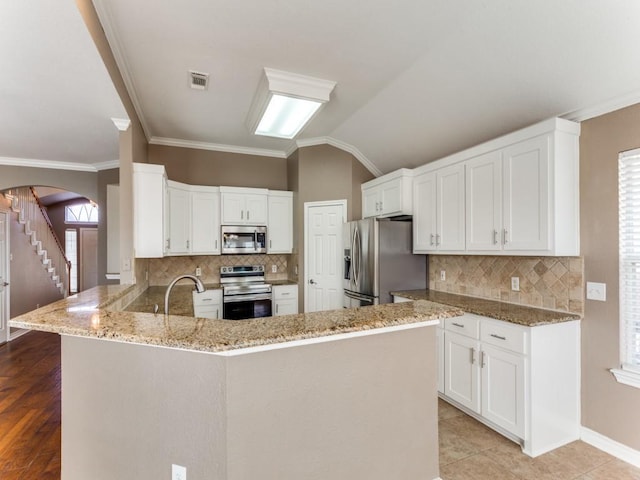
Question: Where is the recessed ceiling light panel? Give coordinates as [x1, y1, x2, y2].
[247, 68, 336, 139]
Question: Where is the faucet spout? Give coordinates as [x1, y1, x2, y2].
[164, 274, 206, 315]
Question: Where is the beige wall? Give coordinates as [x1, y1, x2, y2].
[288, 144, 375, 310]
[0, 166, 98, 200]
[148, 145, 289, 190]
[61, 326, 438, 480]
[580, 104, 640, 450]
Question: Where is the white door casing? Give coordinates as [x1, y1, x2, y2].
[304, 200, 346, 313]
[0, 212, 9, 343]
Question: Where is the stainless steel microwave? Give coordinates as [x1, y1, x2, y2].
[221, 226, 267, 254]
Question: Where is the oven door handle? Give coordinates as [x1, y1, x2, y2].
[223, 293, 272, 303]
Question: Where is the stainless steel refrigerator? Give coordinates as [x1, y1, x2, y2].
[343, 218, 427, 307]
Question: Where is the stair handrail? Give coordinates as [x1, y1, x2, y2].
[28, 187, 72, 295]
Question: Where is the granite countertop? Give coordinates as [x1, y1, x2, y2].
[390, 290, 581, 327]
[9, 285, 463, 353]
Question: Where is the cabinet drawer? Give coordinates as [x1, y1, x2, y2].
[481, 318, 527, 354]
[193, 306, 220, 319]
[192, 289, 222, 306]
[273, 285, 297, 300]
[444, 313, 481, 339]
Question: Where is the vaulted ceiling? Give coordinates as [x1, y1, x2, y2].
[3, 1, 640, 174]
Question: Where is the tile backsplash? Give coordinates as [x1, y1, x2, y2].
[148, 254, 291, 285]
[429, 255, 584, 315]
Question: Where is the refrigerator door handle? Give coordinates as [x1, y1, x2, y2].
[353, 225, 361, 288]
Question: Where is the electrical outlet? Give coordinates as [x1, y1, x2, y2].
[440, 270, 446, 281]
[586, 282, 606, 301]
[271, 264, 277, 273]
[511, 277, 520, 291]
[172, 464, 186, 480]
[195, 267, 202, 277]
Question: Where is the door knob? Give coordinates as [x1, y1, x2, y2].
[2, 282, 8, 287]
[309, 279, 316, 285]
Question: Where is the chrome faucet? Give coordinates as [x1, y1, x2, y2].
[164, 274, 206, 315]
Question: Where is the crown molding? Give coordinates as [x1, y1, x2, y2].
[0, 156, 101, 172]
[93, 160, 120, 171]
[296, 136, 383, 177]
[562, 89, 640, 122]
[149, 136, 288, 158]
[111, 117, 131, 131]
[92, 1, 151, 140]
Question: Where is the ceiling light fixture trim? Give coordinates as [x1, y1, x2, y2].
[247, 68, 337, 140]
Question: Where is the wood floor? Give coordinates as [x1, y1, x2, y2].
[0, 331, 61, 479]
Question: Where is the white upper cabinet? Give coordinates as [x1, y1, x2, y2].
[268, 191, 293, 254]
[167, 181, 191, 255]
[133, 163, 168, 258]
[465, 151, 503, 251]
[413, 164, 465, 253]
[190, 186, 221, 255]
[361, 169, 413, 218]
[416, 117, 580, 256]
[220, 187, 268, 225]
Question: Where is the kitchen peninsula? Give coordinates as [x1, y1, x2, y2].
[9, 284, 463, 480]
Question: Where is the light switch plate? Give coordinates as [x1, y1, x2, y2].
[586, 282, 606, 301]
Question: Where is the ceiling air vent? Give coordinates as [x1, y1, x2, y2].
[189, 70, 209, 90]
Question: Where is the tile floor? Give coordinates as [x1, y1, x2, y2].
[438, 398, 640, 479]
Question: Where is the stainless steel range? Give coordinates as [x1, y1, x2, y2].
[221, 265, 272, 320]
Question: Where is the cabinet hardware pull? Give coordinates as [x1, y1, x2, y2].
[470, 347, 476, 364]
[202, 298, 212, 302]
[270, 240, 272, 248]
[490, 333, 507, 340]
[186, 240, 189, 249]
[436, 234, 440, 246]
[452, 322, 464, 328]
[503, 229, 508, 244]
[216, 308, 219, 319]
[493, 230, 498, 245]
[241, 210, 244, 220]
[247, 211, 250, 220]
[276, 304, 279, 313]
[481, 351, 486, 368]
[215, 239, 218, 249]
[430, 234, 435, 246]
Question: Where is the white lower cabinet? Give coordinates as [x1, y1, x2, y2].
[441, 313, 579, 457]
[192, 289, 222, 319]
[273, 285, 298, 316]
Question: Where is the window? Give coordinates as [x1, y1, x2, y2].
[65, 202, 98, 223]
[614, 149, 640, 388]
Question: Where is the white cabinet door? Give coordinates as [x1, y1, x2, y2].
[362, 187, 380, 218]
[191, 189, 220, 255]
[133, 163, 167, 258]
[437, 164, 466, 251]
[481, 344, 525, 438]
[413, 172, 437, 253]
[268, 192, 293, 253]
[444, 330, 481, 413]
[503, 135, 550, 251]
[221, 193, 246, 224]
[221, 191, 268, 225]
[380, 178, 402, 215]
[466, 151, 502, 251]
[193, 290, 222, 319]
[273, 284, 298, 316]
[167, 183, 191, 255]
[245, 194, 267, 224]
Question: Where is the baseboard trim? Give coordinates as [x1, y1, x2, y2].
[581, 427, 640, 468]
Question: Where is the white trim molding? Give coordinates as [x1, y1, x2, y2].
[562, 89, 640, 123]
[92, 0, 151, 141]
[610, 368, 640, 389]
[296, 136, 383, 177]
[581, 427, 640, 469]
[0, 156, 98, 172]
[111, 118, 131, 131]
[149, 136, 288, 159]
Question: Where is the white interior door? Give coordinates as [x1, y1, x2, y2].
[304, 201, 346, 313]
[79, 228, 98, 292]
[0, 212, 9, 343]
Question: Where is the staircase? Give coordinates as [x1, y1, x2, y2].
[3, 187, 70, 297]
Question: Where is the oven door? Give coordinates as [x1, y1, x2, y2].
[223, 293, 272, 320]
